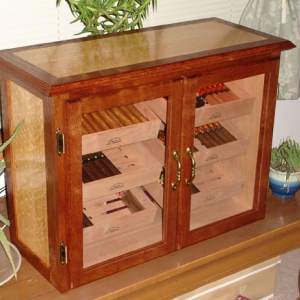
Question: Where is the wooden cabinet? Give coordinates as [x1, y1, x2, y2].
[0, 18, 294, 292]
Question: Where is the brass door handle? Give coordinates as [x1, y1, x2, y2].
[172, 151, 181, 190]
[185, 147, 196, 186]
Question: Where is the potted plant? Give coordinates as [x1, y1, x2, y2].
[57, 0, 157, 36]
[269, 138, 300, 198]
[0, 120, 24, 284]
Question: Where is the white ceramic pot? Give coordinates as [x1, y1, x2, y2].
[0, 241, 21, 285]
[269, 168, 300, 198]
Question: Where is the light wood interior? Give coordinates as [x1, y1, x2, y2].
[189, 75, 264, 229]
[191, 160, 246, 210]
[82, 102, 161, 155]
[83, 208, 162, 267]
[194, 81, 255, 126]
[83, 187, 158, 243]
[82, 107, 166, 267]
[229, 75, 265, 207]
[82, 140, 163, 200]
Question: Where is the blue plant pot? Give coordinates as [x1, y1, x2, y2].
[269, 168, 300, 198]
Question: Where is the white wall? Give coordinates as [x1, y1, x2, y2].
[0, 0, 299, 147]
[273, 100, 300, 146]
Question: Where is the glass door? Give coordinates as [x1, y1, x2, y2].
[178, 74, 265, 247]
[80, 80, 182, 271]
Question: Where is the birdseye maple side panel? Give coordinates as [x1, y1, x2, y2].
[8, 81, 49, 266]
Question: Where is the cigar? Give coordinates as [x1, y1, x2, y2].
[82, 115, 99, 133]
[204, 132, 219, 147]
[82, 162, 107, 183]
[195, 124, 218, 148]
[111, 107, 133, 126]
[82, 113, 108, 131]
[98, 154, 121, 176]
[93, 111, 118, 129]
[213, 127, 230, 143]
[197, 132, 215, 148]
[106, 198, 122, 205]
[83, 152, 120, 177]
[89, 111, 111, 130]
[208, 123, 225, 145]
[218, 84, 238, 102]
[101, 205, 128, 215]
[210, 122, 230, 143]
[220, 127, 236, 142]
[214, 122, 236, 142]
[210, 88, 224, 104]
[118, 105, 141, 124]
[201, 87, 219, 105]
[81, 117, 94, 135]
[210, 84, 231, 103]
[105, 109, 124, 127]
[93, 159, 116, 177]
[82, 168, 93, 183]
[127, 104, 148, 122]
[82, 152, 111, 182]
[220, 83, 239, 101]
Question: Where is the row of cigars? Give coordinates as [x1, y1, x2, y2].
[81, 83, 237, 135]
[81, 83, 240, 184]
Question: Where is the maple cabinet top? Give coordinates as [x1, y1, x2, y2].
[0, 18, 294, 95]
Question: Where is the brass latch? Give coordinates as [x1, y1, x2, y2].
[56, 128, 65, 156]
[59, 241, 68, 265]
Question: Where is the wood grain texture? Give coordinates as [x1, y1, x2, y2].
[1, 192, 300, 299]
[0, 18, 294, 96]
[8, 82, 49, 266]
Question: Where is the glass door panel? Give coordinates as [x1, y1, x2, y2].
[189, 76, 263, 231]
[81, 97, 168, 268]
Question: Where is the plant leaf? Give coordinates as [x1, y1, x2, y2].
[0, 228, 17, 278]
[0, 120, 25, 153]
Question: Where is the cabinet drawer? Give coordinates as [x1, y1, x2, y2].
[82, 102, 162, 155]
[194, 82, 255, 126]
[191, 160, 246, 209]
[83, 187, 158, 244]
[193, 120, 250, 166]
[82, 140, 163, 201]
[145, 82, 255, 126]
[143, 160, 246, 211]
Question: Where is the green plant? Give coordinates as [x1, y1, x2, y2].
[0, 120, 24, 278]
[270, 138, 300, 181]
[57, 0, 157, 36]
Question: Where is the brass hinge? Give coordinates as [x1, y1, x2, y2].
[59, 241, 68, 265]
[56, 128, 65, 156]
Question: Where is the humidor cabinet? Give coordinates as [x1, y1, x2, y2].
[0, 18, 294, 292]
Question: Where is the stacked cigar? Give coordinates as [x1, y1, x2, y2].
[194, 122, 236, 148]
[82, 151, 121, 183]
[196, 83, 239, 108]
[81, 104, 149, 135]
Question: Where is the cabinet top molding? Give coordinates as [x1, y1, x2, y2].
[0, 18, 294, 95]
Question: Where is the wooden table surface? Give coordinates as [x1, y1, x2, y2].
[1, 190, 300, 299]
